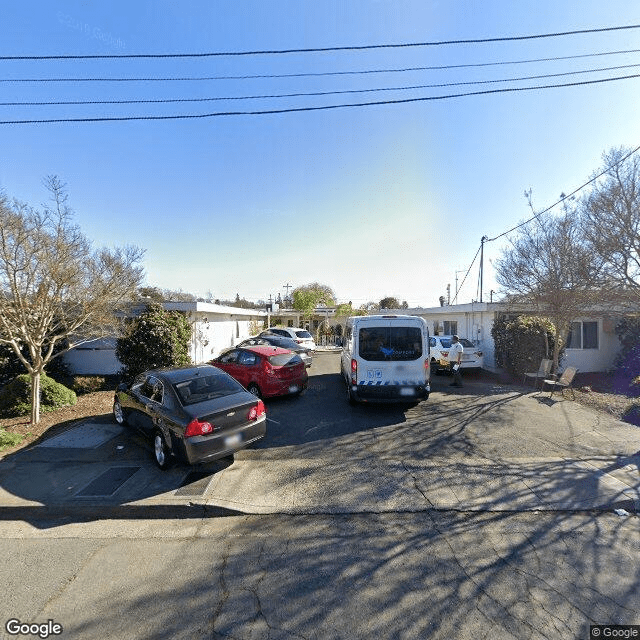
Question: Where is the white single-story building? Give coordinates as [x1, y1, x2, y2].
[346, 302, 623, 373]
[62, 302, 268, 375]
[62, 300, 630, 376]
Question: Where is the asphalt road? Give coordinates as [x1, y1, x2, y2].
[0, 351, 639, 639]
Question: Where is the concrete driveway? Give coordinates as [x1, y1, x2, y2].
[0, 351, 638, 517]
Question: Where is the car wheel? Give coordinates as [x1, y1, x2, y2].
[113, 399, 127, 425]
[247, 383, 262, 398]
[153, 430, 172, 470]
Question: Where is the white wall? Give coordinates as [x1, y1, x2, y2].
[562, 318, 620, 373]
[63, 308, 263, 375]
[62, 338, 121, 375]
[192, 316, 255, 362]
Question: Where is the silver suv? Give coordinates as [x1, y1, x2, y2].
[260, 327, 316, 350]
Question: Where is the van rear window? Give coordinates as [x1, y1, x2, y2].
[358, 327, 423, 361]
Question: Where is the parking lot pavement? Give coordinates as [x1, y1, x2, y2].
[0, 353, 638, 520]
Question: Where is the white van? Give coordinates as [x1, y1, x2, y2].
[340, 315, 430, 403]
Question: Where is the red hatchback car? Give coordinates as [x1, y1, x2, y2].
[211, 345, 308, 399]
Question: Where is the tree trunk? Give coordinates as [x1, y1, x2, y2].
[552, 328, 561, 375]
[30, 371, 41, 424]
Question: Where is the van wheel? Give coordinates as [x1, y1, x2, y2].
[346, 384, 357, 405]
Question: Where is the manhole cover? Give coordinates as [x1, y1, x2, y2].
[175, 471, 213, 497]
[39, 424, 123, 449]
[76, 467, 140, 497]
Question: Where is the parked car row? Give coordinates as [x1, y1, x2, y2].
[112, 330, 312, 470]
[113, 323, 483, 470]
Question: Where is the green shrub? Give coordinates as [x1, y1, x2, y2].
[492, 315, 564, 379]
[0, 340, 69, 386]
[116, 303, 192, 381]
[613, 317, 640, 391]
[0, 374, 77, 418]
[71, 376, 107, 394]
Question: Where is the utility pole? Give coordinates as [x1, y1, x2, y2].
[479, 236, 488, 303]
[283, 283, 292, 303]
[455, 270, 466, 302]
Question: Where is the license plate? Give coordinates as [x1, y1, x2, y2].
[399, 387, 415, 396]
[288, 385, 299, 393]
[224, 433, 242, 448]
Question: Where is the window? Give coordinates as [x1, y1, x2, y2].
[218, 349, 239, 364]
[443, 321, 457, 335]
[566, 321, 598, 349]
[268, 353, 302, 366]
[238, 350, 258, 366]
[358, 327, 423, 361]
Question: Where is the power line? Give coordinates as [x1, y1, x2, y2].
[486, 144, 640, 242]
[4, 63, 639, 107]
[3, 48, 639, 84]
[451, 245, 482, 305]
[1, 73, 638, 125]
[2, 24, 639, 60]
[461, 144, 640, 304]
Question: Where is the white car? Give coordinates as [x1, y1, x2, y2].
[260, 327, 316, 350]
[429, 336, 483, 373]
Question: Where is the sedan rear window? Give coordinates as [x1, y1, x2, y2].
[295, 330, 313, 339]
[268, 353, 303, 367]
[359, 327, 423, 361]
[174, 374, 245, 406]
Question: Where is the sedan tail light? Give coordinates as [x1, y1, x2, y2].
[185, 418, 214, 438]
[248, 400, 266, 421]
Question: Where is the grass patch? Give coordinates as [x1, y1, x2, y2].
[0, 428, 24, 450]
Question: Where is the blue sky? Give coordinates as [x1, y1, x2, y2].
[2, 1, 640, 308]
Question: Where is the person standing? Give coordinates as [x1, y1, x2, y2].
[448, 335, 464, 387]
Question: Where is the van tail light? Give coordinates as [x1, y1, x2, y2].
[185, 418, 214, 438]
[350, 358, 357, 385]
[248, 400, 266, 421]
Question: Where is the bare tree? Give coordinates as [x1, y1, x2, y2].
[495, 196, 604, 372]
[0, 177, 144, 423]
[580, 147, 640, 303]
